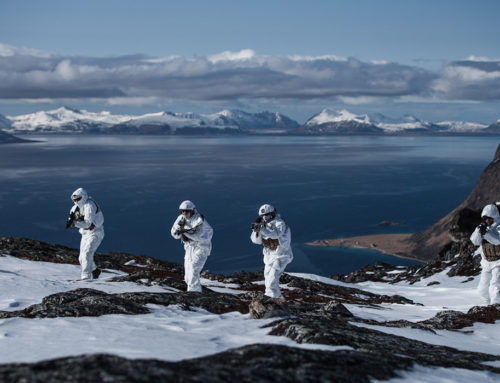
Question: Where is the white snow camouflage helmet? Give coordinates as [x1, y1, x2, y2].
[259, 204, 275, 216]
[71, 188, 88, 202]
[481, 204, 500, 221]
[179, 200, 196, 211]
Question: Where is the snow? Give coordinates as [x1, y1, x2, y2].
[305, 108, 370, 126]
[0, 255, 351, 364]
[303, 109, 495, 133]
[4, 107, 263, 132]
[372, 365, 500, 383]
[7, 107, 132, 131]
[1, 255, 499, 382]
[435, 121, 488, 132]
[0, 303, 351, 364]
[292, 269, 500, 357]
[353, 320, 500, 356]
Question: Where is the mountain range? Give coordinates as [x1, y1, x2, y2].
[1, 107, 499, 136]
[1, 107, 299, 135]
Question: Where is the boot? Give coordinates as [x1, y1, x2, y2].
[92, 268, 101, 279]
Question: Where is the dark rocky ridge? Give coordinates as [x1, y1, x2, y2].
[0, 342, 498, 383]
[0, 129, 29, 144]
[409, 143, 500, 261]
[1, 236, 500, 381]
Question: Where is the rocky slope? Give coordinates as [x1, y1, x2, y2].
[311, 143, 500, 263]
[0, 237, 499, 382]
[409, 143, 500, 261]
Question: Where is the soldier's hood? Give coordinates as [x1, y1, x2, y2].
[481, 204, 500, 224]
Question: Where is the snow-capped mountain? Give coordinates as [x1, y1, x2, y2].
[305, 109, 371, 126]
[5, 107, 499, 135]
[214, 109, 300, 131]
[368, 113, 439, 132]
[485, 119, 500, 133]
[301, 109, 495, 134]
[435, 121, 489, 133]
[302, 109, 383, 134]
[4, 107, 300, 134]
[6, 107, 132, 133]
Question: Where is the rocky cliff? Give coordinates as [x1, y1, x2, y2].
[409, 143, 500, 261]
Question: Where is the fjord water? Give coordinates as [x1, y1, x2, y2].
[0, 135, 497, 276]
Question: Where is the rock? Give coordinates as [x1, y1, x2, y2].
[0, 288, 149, 319]
[118, 290, 250, 315]
[269, 317, 500, 372]
[0, 344, 417, 383]
[320, 301, 353, 318]
[378, 221, 403, 226]
[249, 298, 291, 319]
[418, 304, 500, 330]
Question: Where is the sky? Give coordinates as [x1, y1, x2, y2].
[0, 0, 499, 123]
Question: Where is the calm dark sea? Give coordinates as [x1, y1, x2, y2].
[0, 135, 498, 275]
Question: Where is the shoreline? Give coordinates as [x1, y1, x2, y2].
[305, 233, 420, 262]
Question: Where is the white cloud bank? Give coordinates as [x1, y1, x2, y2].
[1, 43, 499, 105]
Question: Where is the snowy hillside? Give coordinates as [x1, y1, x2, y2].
[303, 109, 439, 133]
[7, 107, 132, 132]
[0, 238, 499, 381]
[301, 109, 500, 135]
[4, 107, 299, 134]
[305, 109, 371, 126]
[435, 121, 488, 133]
[369, 113, 438, 132]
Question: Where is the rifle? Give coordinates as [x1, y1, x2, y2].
[174, 217, 203, 236]
[251, 216, 265, 231]
[66, 207, 82, 229]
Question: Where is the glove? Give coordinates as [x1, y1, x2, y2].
[478, 223, 487, 236]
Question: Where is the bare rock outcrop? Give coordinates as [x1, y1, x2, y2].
[409, 143, 500, 261]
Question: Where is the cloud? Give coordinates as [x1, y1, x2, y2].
[1, 43, 499, 105]
[433, 59, 500, 101]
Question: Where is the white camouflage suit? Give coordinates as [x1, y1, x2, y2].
[250, 206, 293, 299]
[470, 204, 500, 305]
[70, 188, 105, 280]
[171, 204, 213, 292]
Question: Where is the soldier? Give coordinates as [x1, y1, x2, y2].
[67, 188, 104, 281]
[171, 200, 213, 292]
[470, 203, 500, 305]
[251, 204, 293, 300]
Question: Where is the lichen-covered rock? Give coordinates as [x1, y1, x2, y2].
[269, 317, 500, 371]
[0, 288, 149, 319]
[0, 345, 413, 383]
[118, 290, 251, 315]
[248, 298, 291, 319]
[418, 304, 500, 330]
